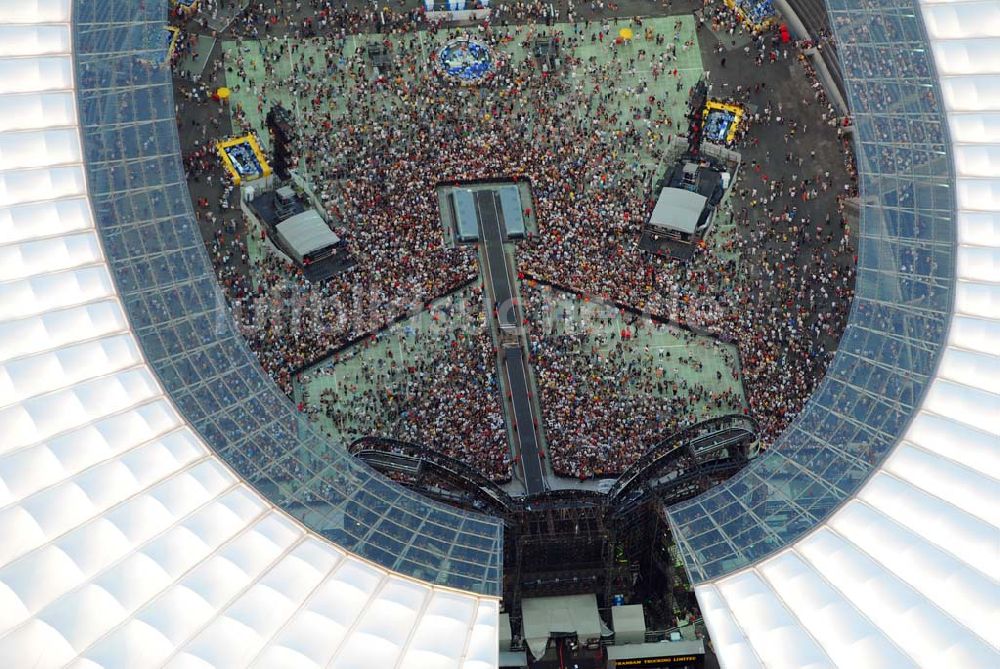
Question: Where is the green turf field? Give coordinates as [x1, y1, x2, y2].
[524, 281, 746, 421]
[223, 17, 753, 473]
[292, 282, 490, 442]
[221, 15, 703, 179]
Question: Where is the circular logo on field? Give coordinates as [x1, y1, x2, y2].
[437, 38, 495, 84]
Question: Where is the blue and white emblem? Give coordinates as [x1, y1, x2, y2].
[437, 39, 495, 84]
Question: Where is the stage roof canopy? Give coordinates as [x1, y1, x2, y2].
[276, 209, 340, 261]
[611, 604, 646, 645]
[648, 187, 707, 234]
[521, 594, 602, 659]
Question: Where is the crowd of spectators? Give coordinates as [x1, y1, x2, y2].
[296, 287, 512, 481]
[523, 283, 745, 478]
[173, 0, 857, 480]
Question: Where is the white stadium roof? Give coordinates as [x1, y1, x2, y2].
[693, 1, 1000, 667]
[0, 1, 996, 669]
[0, 3, 497, 668]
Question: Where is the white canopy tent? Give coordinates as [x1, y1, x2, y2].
[275, 209, 340, 263]
[521, 594, 603, 659]
[499, 612, 513, 651]
[647, 187, 706, 235]
[611, 604, 647, 645]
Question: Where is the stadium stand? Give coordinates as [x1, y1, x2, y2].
[0, 1, 497, 666]
[783, 0, 846, 104]
[669, 0, 1000, 664]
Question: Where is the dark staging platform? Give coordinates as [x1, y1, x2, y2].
[476, 190, 546, 495]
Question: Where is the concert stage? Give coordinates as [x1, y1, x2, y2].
[244, 184, 354, 283]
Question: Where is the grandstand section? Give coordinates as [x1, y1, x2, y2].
[669, 0, 1000, 666]
[0, 2, 498, 666]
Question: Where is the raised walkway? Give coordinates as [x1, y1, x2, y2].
[475, 189, 548, 496]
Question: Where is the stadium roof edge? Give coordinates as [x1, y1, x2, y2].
[685, 0, 1000, 666]
[69, 0, 503, 597]
[0, 3, 498, 667]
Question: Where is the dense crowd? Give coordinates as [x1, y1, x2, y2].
[296, 287, 512, 480]
[524, 283, 745, 478]
[174, 0, 857, 481]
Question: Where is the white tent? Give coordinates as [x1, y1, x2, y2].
[499, 612, 513, 650]
[647, 187, 706, 235]
[521, 594, 602, 659]
[611, 604, 646, 645]
[275, 209, 340, 263]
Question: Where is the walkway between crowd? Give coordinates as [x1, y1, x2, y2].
[476, 189, 548, 495]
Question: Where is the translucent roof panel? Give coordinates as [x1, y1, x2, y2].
[666, 0, 960, 583]
[0, 5, 497, 667]
[689, 0, 1000, 666]
[69, 0, 501, 595]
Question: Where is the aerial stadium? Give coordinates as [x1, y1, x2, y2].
[0, 0, 997, 667]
